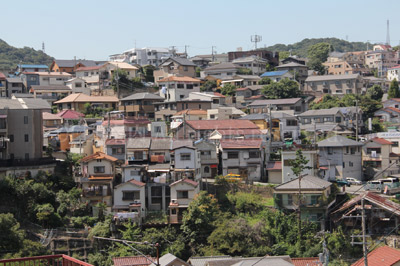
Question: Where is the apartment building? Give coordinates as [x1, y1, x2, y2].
[304, 74, 363, 96]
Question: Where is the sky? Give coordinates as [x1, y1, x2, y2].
[2, 0, 400, 60]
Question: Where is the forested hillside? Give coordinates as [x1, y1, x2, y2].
[0, 39, 53, 70]
[263, 38, 371, 57]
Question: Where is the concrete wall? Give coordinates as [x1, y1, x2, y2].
[170, 182, 198, 206]
[87, 159, 113, 176]
[113, 182, 146, 209]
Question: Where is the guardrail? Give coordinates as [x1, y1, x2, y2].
[0, 254, 93, 266]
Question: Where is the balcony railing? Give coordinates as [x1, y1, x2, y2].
[0, 254, 93, 266]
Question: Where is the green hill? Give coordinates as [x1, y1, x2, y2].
[263, 37, 371, 58]
[0, 39, 53, 70]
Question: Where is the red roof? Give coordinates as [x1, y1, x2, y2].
[220, 138, 262, 149]
[267, 161, 282, 170]
[388, 98, 400, 103]
[389, 65, 400, 70]
[105, 139, 126, 145]
[81, 152, 118, 162]
[214, 92, 226, 98]
[245, 95, 264, 100]
[236, 87, 249, 91]
[372, 137, 393, 145]
[170, 178, 199, 187]
[216, 129, 262, 135]
[292, 258, 322, 266]
[186, 119, 258, 130]
[352, 246, 400, 266]
[102, 120, 125, 126]
[113, 256, 155, 266]
[0, 72, 6, 80]
[57, 109, 85, 119]
[384, 107, 400, 114]
[129, 179, 145, 187]
[124, 118, 151, 125]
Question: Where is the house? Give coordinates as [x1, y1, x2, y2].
[235, 85, 264, 105]
[170, 139, 201, 181]
[351, 245, 400, 266]
[207, 106, 245, 120]
[220, 75, 261, 87]
[54, 93, 119, 112]
[194, 140, 219, 179]
[186, 92, 226, 108]
[149, 137, 172, 163]
[113, 179, 146, 221]
[158, 76, 201, 101]
[79, 152, 118, 212]
[228, 50, 279, 66]
[304, 74, 363, 96]
[189, 56, 211, 69]
[298, 108, 346, 133]
[174, 119, 259, 140]
[113, 256, 156, 266]
[154, 57, 197, 82]
[169, 179, 199, 224]
[274, 175, 334, 223]
[334, 192, 400, 236]
[201, 62, 240, 79]
[323, 61, 370, 76]
[75, 65, 103, 91]
[69, 133, 93, 156]
[238, 113, 268, 130]
[267, 161, 282, 184]
[110, 47, 174, 66]
[151, 122, 168, 138]
[51, 125, 87, 152]
[56, 109, 85, 123]
[232, 55, 268, 75]
[260, 70, 294, 82]
[281, 56, 307, 65]
[119, 93, 164, 119]
[365, 49, 398, 77]
[42, 112, 62, 130]
[126, 137, 151, 165]
[248, 98, 307, 115]
[318, 135, 363, 181]
[387, 65, 400, 81]
[281, 145, 319, 183]
[101, 62, 139, 80]
[209, 128, 263, 140]
[219, 138, 264, 181]
[6, 77, 25, 95]
[362, 137, 399, 178]
[105, 138, 125, 161]
[124, 118, 151, 138]
[383, 98, 400, 109]
[17, 64, 48, 73]
[0, 72, 6, 97]
[29, 85, 72, 104]
[172, 110, 208, 121]
[276, 62, 309, 85]
[374, 107, 400, 124]
[194, 53, 229, 64]
[50, 59, 100, 74]
[65, 77, 90, 95]
[150, 254, 190, 266]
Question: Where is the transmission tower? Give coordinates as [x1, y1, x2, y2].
[251, 34, 262, 50]
[386, 20, 391, 45]
[42, 42, 45, 53]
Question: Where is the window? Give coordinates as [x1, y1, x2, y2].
[177, 84, 184, 89]
[210, 114, 215, 119]
[171, 208, 177, 215]
[24, 134, 29, 142]
[24, 116, 28, 124]
[227, 151, 239, 159]
[335, 116, 342, 123]
[180, 153, 191, 160]
[204, 166, 210, 173]
[177, 190, 189, 199]
[186, 84, 193, 89]
[346, 147, 349, 154]
[122, 191, 140, 201]
[25, 153, 29, 160]
[183, 66, 188, 71]
[349, 162, 354, 167]
[327, 147, 333, 155]
[0, 118, 6, 129]
[112, 147, 124, 155]
[310, 195, 319, 205]
[76, 83, 82, 88]
[213, 99, 219, 104]
[94, 166, 105, 173]
[287, 194, 293, 205]
[155, 126, 161, 133]
[286, 120, 298, 126]
[343, 162, 345, 168]
[249, 151, 260, 158]
[350, 147, 356, 154]
[9, 134, 14, 142]
[392, 141, 399, 147]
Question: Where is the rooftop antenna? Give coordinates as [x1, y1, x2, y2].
[386, 19, 391, 45]
[42, 42, 45, 53]
[251, 34, 262, 50]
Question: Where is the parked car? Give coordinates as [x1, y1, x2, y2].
[334, 179, 350, 187]
[346, 177, 362, 185]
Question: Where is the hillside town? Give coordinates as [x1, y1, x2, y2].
[4, 4, 400, 266]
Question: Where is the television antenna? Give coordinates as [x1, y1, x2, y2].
[251, 34, 262, 50]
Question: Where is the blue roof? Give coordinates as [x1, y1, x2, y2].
[260, 70, 288, 77]
[18, 64, 49, 69]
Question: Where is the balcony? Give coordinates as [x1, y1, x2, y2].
[0, 255, 93, 266]
[125, 131, 151, 138]
[83, 187, 111, 197]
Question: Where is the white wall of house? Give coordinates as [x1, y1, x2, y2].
[174, 147, 197, 169]
[87, 159, 113, 176]
[387, 68, 400, 81]
[281, 150, 318, 183]
[221, 149, 262, 181]
[123, 166, 143, 182]
[170, 182, 198, 206]
[114, 182, 146, 209]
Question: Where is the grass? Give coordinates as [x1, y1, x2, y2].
[264, 197, 274, 206]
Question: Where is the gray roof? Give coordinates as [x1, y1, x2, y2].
[277, 62, 308, 68]
[150, 253, 186, 266]
[53, 125, 87, 133]
[234, 75, 261, 80]
[301, 123, 347, 132]
[0, 98, 51, 110]
[204, 62, 240, 71]
[329, 51, 346, 58]
[54, 59, 98, 68]
[318, 135, 363, 147]
[126, 137, 152, 149]
[12, 93, 34, 98]
[162, 57, 196, 67]
[275, 175, 332, 190]
[305, 74, 359, 82]
[6, 77, 23, 83]
[31, 85, 72, 91]
[239, 113, 269, 120]
[299, 108, 342, 117]
[248, 98, 302, 106]
[148, 163, 171, 171]
[188, 256, 233, 266]
[207, 257, 293, 266]
[150, 138, 172, 150]
[171, 139, 194, 150]
[121, 92, 164, 101]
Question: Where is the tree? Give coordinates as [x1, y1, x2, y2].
[261, 78, 301, 99]
[258, 77, 272, 85]
[220, 84, 236, 96]
[366, 85, 383, 101]
[388, 79, 400, 99]
[279, 51, 291, 60]
[141, 65, 155, 82]
[0, 213, 24, 254]
[111, 68, 143, 95]
[307, 43, 332, 74]
[200, 80, 218, 92]
[35, 203, 62, 228]
[181, 191, 220, 253]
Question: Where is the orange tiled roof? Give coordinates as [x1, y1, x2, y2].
[175, 109, 207, 116]
[186, 119, 258, 130]
[81, 152, 118, 162]
[113, 256, 155, 266]
[372, 137, 393, 145]
[89, 175, 113, 180]
[129, 179, 145, 187]
[352, 246, 400, 266]
[292, 258, 322, 266]
[220, 138, 262, 149]
[170, 178, 199, 187]
[158, 76, 201, 83]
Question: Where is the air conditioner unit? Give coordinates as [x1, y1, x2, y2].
[133, 200, 141, 204]
[171, 199, 178, 204]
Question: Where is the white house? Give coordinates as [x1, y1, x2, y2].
[113, 179, 146, 222]
[65, 77, 90, 95]
[122, 164, 145, 182]
[169, 178, 199, 224]
[171, 140, 201, 181]
[387, 65, 400, 81]
[281, 147, 318, 183]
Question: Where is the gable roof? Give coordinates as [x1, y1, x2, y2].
[188, 256, 233, 266]
[150, 253, 189, 266]
[220, 139, 262, 149]
[42, 112, 62, 120]
[128, 179, 146, 187]
[317, 135, 363, 147]
[126, 138, 152, 149]
[371, 137, 393, 145]
[277, 62, 308, 68]
[275, 175, 332, 191]
[56, 109, 85, 119]
[305, 74, 359, 82]
[352, 246, 400, 266]
[158, 76, 201, 83]
[299, 108, 342, 116]
[260, 70, 289, 77]
[292, 258, 322, 266]
[0, 98, 51, 110]
[121, 93, 163, 101]
[161, 57, 196, 67]
[113, 256, 156, 266]
[54, 59, 98, 68]
[204, 62, 240, 71]
[249, 98, 302, 106]
[186, 119, 258, 131]
[54, 93, 119, 104]
[170, 178, 199, 187]
[150, 138, 172, 150]
[81, 152, 118, 162]
[171, 139, 194, 150]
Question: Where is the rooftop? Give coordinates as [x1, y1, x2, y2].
[317, 135, 363, 147]
[56, 109, 85, 119]
[352, 245, 400, 266]
[275, 175, 332, 191]
[305, 74, 359, 82]
[121, 92, 163, 101]
[54, 59, 98, 68]
[113, 256, 155, 266]
[161, 57, 196, 67]
[81, 152, 118, 162]
[0, 98, 51, 110]
[299, 108, 342, 116]
[186, 119, 258, 130]
[158, 76, 201, 83]
[220, 138, 262, 149]
[249, 98, 302, 106]
[30, 85, 72, 91]
[204, 62, 240, 71]
[126, 137, 152, 149]
[260, 70, 289, 77]
[170, 178, 198, 187]
[54, 93, 119, 104]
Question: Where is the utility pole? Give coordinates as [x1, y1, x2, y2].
[298, 174, 303, 243]
[116, 65, 120, 99]
[184, 45, 189, 58]
[211, 46, 216, 62]
[268, 104, 272, 144]
[356, 99, 359, 142]
[170, 46, 176, 57]
[361, 198, 369, 266]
